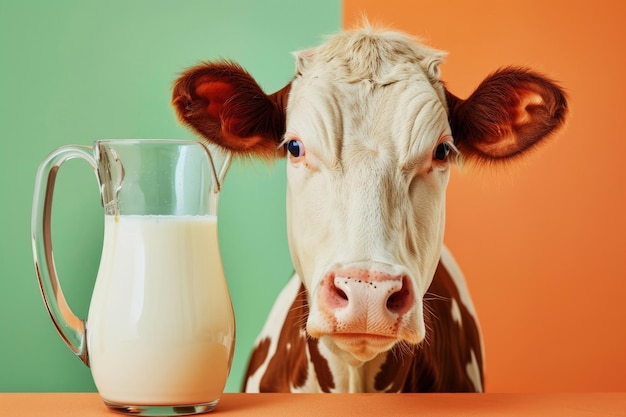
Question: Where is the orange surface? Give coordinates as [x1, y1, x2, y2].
[343, 1, 626, 392]
[1, 393, 625, 416]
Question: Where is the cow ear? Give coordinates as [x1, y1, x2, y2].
[445, 67, 568, 163]
[172, 61, 290, 159]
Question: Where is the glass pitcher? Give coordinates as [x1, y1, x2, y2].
[31, 139, 235, 415]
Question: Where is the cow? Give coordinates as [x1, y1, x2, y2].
[171, 26, 568, 393]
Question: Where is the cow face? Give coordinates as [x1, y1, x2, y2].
[172, 27, 568, 365]
[282, 34, 454, 363]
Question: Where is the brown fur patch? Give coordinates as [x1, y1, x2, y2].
[257, 285, 311, 392]
[307, 337, 335, 392]
[244, 337, 271, 386]
[375, 260, 484, 392]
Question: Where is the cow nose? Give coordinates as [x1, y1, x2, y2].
[320, 267, 415, 333]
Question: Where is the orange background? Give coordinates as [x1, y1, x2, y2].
[343, 0, 626, 392]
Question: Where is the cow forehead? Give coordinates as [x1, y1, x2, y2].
[287, 79, 449, 170]
[286, 28, 450, 168]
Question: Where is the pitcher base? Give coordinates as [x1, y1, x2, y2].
[104, 399, 219, 416]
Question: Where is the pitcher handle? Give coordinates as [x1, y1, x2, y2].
[31, 145, 97, 367]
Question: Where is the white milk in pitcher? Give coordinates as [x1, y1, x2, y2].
[87, 215, 235, 406]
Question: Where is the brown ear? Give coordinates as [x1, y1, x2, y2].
[445, 67, 568, 163]
[172, 61, 290, 159]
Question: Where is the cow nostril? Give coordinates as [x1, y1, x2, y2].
[386, 280, 412, 314]
[336, 288, 348, 301]
[323, 275, 350, 308]
[386, 290, 403, 310]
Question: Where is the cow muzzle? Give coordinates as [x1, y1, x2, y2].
[307, 262, 424, 362]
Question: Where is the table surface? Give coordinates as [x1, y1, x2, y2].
[1, 393, 625, 416]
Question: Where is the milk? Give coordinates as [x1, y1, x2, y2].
[87, 215, 235, 406]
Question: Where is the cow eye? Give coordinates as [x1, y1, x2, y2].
[434, 142, 451, 161]
[287, 139, 305, 158]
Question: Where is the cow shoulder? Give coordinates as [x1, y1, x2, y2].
[414, 246, 484, 391]
[243, 274, 332, 393]
[375, 247, 484, 392]
[243, 274, 302, 392]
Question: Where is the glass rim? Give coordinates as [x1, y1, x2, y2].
[95, 138, 201, 145]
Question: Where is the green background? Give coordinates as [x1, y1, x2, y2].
[0, 0, 340, 393]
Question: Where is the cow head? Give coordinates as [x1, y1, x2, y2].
[172, 28, 568, 366]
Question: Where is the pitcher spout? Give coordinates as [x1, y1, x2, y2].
[206, 145, 232, 194]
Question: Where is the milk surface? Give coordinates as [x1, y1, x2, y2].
[87, 215, 235, 405]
